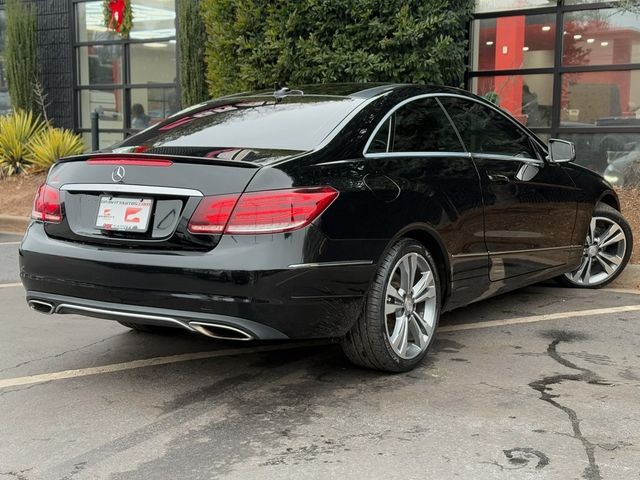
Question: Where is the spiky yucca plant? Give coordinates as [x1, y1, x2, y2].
[0, 110, 45, 176]
[27, 128, 85, 172]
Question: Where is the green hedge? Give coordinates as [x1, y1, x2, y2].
[201, 0, 474, 97]
[5, 0, 39, 112]
[178, 0, 209, 106]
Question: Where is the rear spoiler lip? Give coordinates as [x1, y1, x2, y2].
[54, 152, 262, 169]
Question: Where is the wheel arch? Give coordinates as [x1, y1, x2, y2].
[597, 190, 620, 211]
[387, 224, 452, 306]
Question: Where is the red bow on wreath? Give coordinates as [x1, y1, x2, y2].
[107, 0, 126, 32]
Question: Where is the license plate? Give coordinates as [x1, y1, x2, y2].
[96, 197, 153, 232]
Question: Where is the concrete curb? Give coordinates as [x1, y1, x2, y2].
[0, 215, 29, 234]
[0, 213, 638, 290]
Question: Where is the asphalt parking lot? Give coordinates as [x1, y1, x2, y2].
[1, 234, 640, 480]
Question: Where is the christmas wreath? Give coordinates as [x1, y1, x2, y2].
[103, 0, 133, 38]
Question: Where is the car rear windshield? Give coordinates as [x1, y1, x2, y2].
[120, 96, 363, 152]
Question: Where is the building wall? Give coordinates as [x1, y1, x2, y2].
[0, 0, 74, 129]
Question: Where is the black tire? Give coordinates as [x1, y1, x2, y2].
[341, 239, 441, 372]
[117, 321, 175, 334]
[557, 203, 633, 289]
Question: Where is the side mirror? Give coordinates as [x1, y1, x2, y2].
[548, 139, 576, 163]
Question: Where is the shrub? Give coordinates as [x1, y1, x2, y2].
[0, 110, 45, 176]
[27, 128, 85, 172]
[5, 0, 39, 112]
[179, 0, 209, 106]
[201, 0, 474, 97]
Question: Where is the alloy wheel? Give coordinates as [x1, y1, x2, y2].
[565, 216, 627, 286]
[384, 252, 437, 360]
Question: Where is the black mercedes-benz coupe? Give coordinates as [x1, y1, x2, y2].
[20, 84, 633, 372]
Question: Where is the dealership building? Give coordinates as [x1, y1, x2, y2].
[0, 0, 638, 174]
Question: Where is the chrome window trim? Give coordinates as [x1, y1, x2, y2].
[362, 93, 467, 158]
[60, 184, 204, 197]
[362, 91, 548, 161]
[435, 93, 548, 157]
[473, 153, 544, 165]
[364, 152, 473, 159]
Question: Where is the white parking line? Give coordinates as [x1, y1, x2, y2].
[0, 241, 21, 246]
[0, 341, 330, 390]
[439, 304, 640, 333]
[0, 283, 22, 289]
[0, 304, 639, 390]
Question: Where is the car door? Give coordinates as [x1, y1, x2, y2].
[361, 95, 490, 307]
[438, 95, 580, 281]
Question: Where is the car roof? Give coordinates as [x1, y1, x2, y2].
[223, 83, 474, 101]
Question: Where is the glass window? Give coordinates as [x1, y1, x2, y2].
[130, 42, 177, 84]
[130, 0, 176, 40]
[77, 45, 123, 86]
[439, 96, 537, 158]
[561, 70, 640, 126]
[121, 96, 363, 151]
[368, 118, 391, 153]
[474, 0, 555, 14]
[471, 74, 553, 128]
[129, 87, 179, 129]
[79, 90, 124, 129]
[472, 14, 556, 71]
[81, 131, 124, 151]
[559, 132, 640, 182]
[76, 2, 120, 42]
[390, 98, 463, 153]
[563, 9, 640, 66]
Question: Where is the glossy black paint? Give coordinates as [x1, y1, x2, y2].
[20, 84, 618, 340]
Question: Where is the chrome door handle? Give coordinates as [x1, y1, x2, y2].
[487, 173, 510, 184]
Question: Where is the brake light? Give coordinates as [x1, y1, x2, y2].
[32, 184, 62, 223]
[86, 158, 173, 167]
[188, 187, 338, 235]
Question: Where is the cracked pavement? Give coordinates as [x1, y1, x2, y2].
[1, 239, 640, 479]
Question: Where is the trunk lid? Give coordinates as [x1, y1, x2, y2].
[43, 152, 292, 250]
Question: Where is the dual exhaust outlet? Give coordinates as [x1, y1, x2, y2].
[27, 300, 253, 341]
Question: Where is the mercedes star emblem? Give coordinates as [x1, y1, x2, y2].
[112, 165, 126, 183]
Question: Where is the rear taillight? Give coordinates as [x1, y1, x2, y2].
[188, 187, 338, 235]
[32, 184, 62, 223]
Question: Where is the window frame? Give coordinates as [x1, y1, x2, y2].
[437, 93, 546, 163]
[71, 0, 180, 144]
[363, 94, 467, 158]
[468, 2, 640, 141]
[364, 93, 547, 164]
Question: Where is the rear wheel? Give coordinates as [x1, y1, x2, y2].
[341, 239, 440, 372]
[558, 204, 632, 288]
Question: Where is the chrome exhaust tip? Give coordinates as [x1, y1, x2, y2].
[28, 300, 55, 315]
[189, 321, 254, 341]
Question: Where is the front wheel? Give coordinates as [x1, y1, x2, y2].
[559, 204, 633, 288]
[341, 239, 441, 372]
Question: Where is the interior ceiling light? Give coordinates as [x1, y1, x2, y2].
[601, 41, 609, 46]
[573, 34, 582, 40]
[522, 46, 530, 51]
[541, 25, 551, 32]
[587, 38, 595, 43]
[486, 40, 494, 46]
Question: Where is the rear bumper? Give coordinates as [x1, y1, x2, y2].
[19, 223, 377, 339]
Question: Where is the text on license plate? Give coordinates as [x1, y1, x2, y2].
[96, 197, 153, 232]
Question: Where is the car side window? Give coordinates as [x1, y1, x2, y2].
[439, 96, 537, 159]
[366, 97, 464, 154]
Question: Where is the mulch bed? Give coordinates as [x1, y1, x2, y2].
[0, 173, 46, 217]
[617, 188, 639, 264]
[0, 174, 638, 263]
